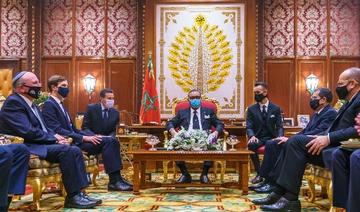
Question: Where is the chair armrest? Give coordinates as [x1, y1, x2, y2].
[0, 134, 24, 145]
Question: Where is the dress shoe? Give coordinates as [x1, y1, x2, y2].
[250, 175, 264, 184]
[108, 181, 133, 191]
[254, 183, 275, 194]
[260, 197, 301, 211]
[252, 192, 281, 205]
[119, 177, 133, 187]
[177, 174, 192, 183]
[81, 192, 102, 205]
[200, 174, 210, 184]
[249, 181, 266, 190]
[64, 193, 97, 209]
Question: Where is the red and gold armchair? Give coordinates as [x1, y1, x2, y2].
[163, 96, 228, 182]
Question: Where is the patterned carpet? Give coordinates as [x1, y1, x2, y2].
[9, 172, 330, 211]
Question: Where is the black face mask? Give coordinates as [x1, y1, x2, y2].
[336, 84, 349, 100]
[255, 93, 266, 102]
[309, 98, 320, 110]
[24, 85, 42, 99]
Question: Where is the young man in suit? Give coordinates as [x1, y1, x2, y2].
[246, 82, 284, 184]
[0, 71, 100, 209]
[42, 76, 132, 192]
[253, 67, 360, 211]
[166, 88, 224, 184]
[251, 88, 337, 193]
[0, 144, 29, 211]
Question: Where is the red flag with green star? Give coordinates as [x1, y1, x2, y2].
[139, 54, 161, 124]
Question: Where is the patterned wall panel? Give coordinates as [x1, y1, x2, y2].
[107, 0, 137, 58]
[330, 0, 360, 56]
[264, 0, 294, 57]
[43, 0, 72, 56]
[1, 0, 28, 57]
[76, 0, 105, 56]
[297, 0, 327, 56]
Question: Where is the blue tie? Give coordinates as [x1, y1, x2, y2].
[103, 109, 109, 119]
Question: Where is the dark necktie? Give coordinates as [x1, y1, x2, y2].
[193, 110, 200, 129]
[262, 105, 267, 120]
[31, 103, 48, 132]
[103, 109, 109, 119]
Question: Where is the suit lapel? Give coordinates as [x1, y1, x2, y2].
[266, 103, 273, 121]
[255, 104, 263, 122]
[201, 108, 206, 127]
[15, 93, 42, 127]
[329, 92, 359, 131]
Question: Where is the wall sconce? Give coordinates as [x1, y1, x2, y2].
[305, 73, 319, 94]
[83, 74, 96, 99]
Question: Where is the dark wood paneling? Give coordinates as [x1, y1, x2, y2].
[296, 58, 327, 116]
[108, 59, 136, 112]
[0, 59, 21, 74]
[42, 59, 73, 116]
[330, 58, 360, 98]
[265, 59, 294, 118]
[76, 59, 105, 113]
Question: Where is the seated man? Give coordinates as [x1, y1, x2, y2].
[166, 88, 224, 184]
[246, 82, 284, 184]
[0, 71, 100, 209]
[42, 76, 132, 192]
[0, 144, 29, 211]
[80, 88, 132, 191]
[251, 88, 337, 193]
[252, 67, 360, 211]
[331, 113, 360, 211]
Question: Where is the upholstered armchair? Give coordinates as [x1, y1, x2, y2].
[163, 96, 228, 182]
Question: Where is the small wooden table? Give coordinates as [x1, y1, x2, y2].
[129, 149, 253, 195]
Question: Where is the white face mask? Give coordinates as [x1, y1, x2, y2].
[105, 99, 114, 108]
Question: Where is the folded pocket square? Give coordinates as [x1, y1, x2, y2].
[270, 115, 275, 118]
[204, 115, 210, 119]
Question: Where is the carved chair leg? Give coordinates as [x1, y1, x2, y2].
[92, 168, 99, 186]
[30, 178, 43, 211]
[307, 179, 316, 202]
[328, 181, 333, 210]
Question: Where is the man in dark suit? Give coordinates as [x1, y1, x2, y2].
[251, 88, 337, 193]
[0, 71, 100, 209]
[81, 88, 132, 191]
[253, 67, 360, 211]
[42, 76, 131, 191]
[166, 88, 224, 184]
[331, 82, 360, 212]
[0, 144, 29, 211]
[246, 82, 284, 184]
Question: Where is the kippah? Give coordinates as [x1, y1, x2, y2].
[12, 71, 28, 86]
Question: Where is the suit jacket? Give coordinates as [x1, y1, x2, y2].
[246, 101, 284, 139]
[327, 91, 360, 145]
[0, 93, 57, 158]
[300, 104, 337, 136]
[82, 103, 119, 136]
[42, 96, 85, 145]
[166, 107, 224, 133]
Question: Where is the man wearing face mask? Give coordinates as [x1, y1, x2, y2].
[251, 88, 336, 194]
[80, 88, 133, 191]
[0, 71, 99, 209]
[246, 82, 284, 184]
[253, 67, 360, 211]
[166, 89, 224, 184]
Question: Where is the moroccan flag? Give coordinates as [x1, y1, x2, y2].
[139, 55, 161, 124]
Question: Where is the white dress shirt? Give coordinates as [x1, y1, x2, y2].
[189, 107, 203, 131]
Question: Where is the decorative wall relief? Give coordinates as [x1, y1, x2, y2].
[43, 0, 72, 56]
[156, 4, 245, 119]
[1, 0, 28, 57]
